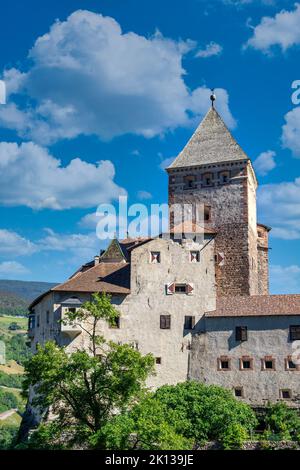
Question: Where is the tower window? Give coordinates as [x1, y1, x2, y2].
[219, 171, 230, 184]
[236, 326, 248, 342]
[156, 357, 162, 365]
[150, 251, 160, 263]
[160, 315, 171, 329]
[203, 173, 213, 186]
[184, 175, 196, 189]
[184, 316, 195, 330]
[175, 284, 187, 293]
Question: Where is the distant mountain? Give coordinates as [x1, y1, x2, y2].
[0, 280, 57, 302]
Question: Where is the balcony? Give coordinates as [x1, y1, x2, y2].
[60, 297, 83, 338]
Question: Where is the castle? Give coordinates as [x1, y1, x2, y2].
[28, 102, 300, 408]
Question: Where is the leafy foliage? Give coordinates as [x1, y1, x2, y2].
[263, 402, 300, 441]
[0, 388, 19, 413]
[1, 333, 30, 365]
[23, 293, 155, 448]
[0, 424, 19, 449]
[93, 396, 192, 450]
[0, 371, 23, 388]
[154, 381, 257, 449]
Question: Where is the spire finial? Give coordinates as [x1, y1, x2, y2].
[210, 88, 216, 108]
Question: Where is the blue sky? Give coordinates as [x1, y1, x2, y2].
[0, 0, 300, 293]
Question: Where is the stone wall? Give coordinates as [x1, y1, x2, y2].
[168, 160, 259, 297]
[190, 315, 300, 406]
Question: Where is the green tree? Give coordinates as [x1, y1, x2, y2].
[264, 402, 300, 441]
[154, 381, 257, 449]
[23, 293, 155, 449]
[93, 395, 192, 450]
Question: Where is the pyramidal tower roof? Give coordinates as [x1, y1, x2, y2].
[167, 106, 249, 169]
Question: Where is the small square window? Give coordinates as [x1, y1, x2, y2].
[190, 251, 200, 263]
[280, 389, 292, 400]
[156, 357, 162, 365]
[184, 316, 195, 330]
[234, 387, 243, 398]
[110, 316, 120, 329]
[242, 360, 251, 369]
[218, 357, 230, 371]
[236, 326, 248, 342]
[285, 357, 297, 371]
[290, 325, 300, 341]
[160, 315, 171, 329]
[262, 358, 275, 371]
[150, 251, 160, 264]
[68, 307, 76, 314]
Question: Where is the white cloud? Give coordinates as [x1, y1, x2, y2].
[38, 228, 99, 260]
[159, 156, 175, 170]
[253, 150, 276, 176]
[270, 264, 300, 294]
[282, 106, 300, 156]
[0, 261, 29, 278]
[0, 229, 37, 256]
[0, 10, 235, 144]
[246, 3, 300, 53]
[137, 190, 152, 200]
[195, 42, 223, 58]
[0, 141, 125, 210]
[258, 177, 300, 239]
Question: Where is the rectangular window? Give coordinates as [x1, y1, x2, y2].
[190, 251, 200, 263]
[261, 357, 276, 371]
[184, 316, 195, 330]
[150, 251, 161, 264]
[68, 307, 76, 314]
[175, 284, 187, 293]
[236, 326, 248, 342]
[156, 357, 162, 365]
[280, 389, 292, 400]
[37, 315, 40, 328]
[204, 205, 211, 222]
[46, 311, 50, 324]
[160, 315, 171, 330]
[234, 387, 243, 398]
[110, 316, 120, 329]
[239, 357, 253, 370]
[28, 315, 35, 330]
[290, 325, 300, 341]
[218, 357, 231, 371]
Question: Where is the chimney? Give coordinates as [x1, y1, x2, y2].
[94, 255, 100, 265]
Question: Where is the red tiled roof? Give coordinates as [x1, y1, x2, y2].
[52, 261, 130, 295]
[206, 295, 300, 317]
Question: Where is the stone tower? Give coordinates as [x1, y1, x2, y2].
[167, 105, 269, 297]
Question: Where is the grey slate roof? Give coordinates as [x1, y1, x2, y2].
[167, 107, 249, 169]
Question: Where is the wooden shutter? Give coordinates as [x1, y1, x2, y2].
[166, 283, 175, 295]
[160, 315, 171, 329]
[236, 326, 247, 342]
[186, 283, 194, 295]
